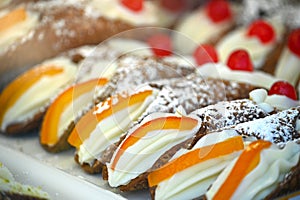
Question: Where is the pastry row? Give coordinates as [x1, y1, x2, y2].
[0, 0, 300, 199]
[1, 0, 300, 88]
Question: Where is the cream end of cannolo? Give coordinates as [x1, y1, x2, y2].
[74, 84, 179, 167]
[0, 57, 77, 133]
[153, 131, 243, 200]
[106, 113, 201, 188]
[197, 62, 279, 89]
[76, 85, 159, 165]
[249, 88, 300, 111]
[206, 141, 300, 200]
[0, 7, 39, 53]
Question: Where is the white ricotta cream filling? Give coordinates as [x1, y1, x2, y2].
[155, 131, 242, 200]
[217, 19, 284, 69]
[57, 84, 95, 141]
[86, 0, 174, 27]
[206, 141, 300, 200]
[1, 57, 77, 131]
[0, 9, 39, 53]
[77, 88, 158, 165]
[196, 63, 279, 89]
[275, 47, 300, 86]
[107, 113, 201, 187]
[249, 88, 300, 111]
[173, 8, 233, 54]
[78, 59, 117, 83]
[106, 38, 152, 57]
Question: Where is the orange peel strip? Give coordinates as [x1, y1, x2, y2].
[0, 66, 64, 127]
[148, 136, 244, 187]
[40, 78, 107, 145]
[0, 8, 27, 32]
[110, 116, 199, 170]
[67, 89, 154, 148]
[213, 140, 272, 200]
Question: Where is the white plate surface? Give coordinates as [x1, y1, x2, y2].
[0, 133, 150, 200]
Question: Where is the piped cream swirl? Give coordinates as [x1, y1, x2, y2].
[107, 113, 201, 187]
[206, 141, 300, 200]
[155, 131, 242, 200]
[197, 63, 279, 89]
[0, 8, 39, 53]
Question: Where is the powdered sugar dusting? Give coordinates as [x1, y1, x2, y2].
[94, 98, 111, 115]
[158, 74, 257, 114]
[94, 55, 195, 103]
[234, 106, 300, 144]
[192, 99, 269, 132]
[133, 85, 179, 126]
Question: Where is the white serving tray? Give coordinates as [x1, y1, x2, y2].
[0, 132, 150, 200]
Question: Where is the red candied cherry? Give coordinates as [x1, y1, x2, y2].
[193, 44, 218, 66]
[160, 0, 187, 13]
[206, 0, 232, 23]
[227, 49, 253, 72]
[121, 0, 143, 12]
[268, 81, 298, 100]
[246, 20, 275, 44]
[287, 28, 300, 58]
[147, 34, 172, 57]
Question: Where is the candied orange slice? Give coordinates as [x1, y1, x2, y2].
[148, 136, 244, 187]
[213, 140, 272, 200]
[40, 78, 108, 146]
[0, 8, 27, 32]
[0, 66, 64, 127]
[110, 116, 199, 170]
[67, 89, 154, 148]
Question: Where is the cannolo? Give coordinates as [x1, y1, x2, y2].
[0, 162, 50, 199]
[206, 140, 300, 200]
[1, 37, 152, 137]
[68, 75, 257, 173]
[105, 112, 201, 191]
[68, 84, 179, 173]
[0, 40, 126, 136]
[216, 18, 286, 72]
[148, 95, 299, 200]
[275, 28, 300, 86]
[39, 38, 159, 152]
[0, 57, 77, 135]
[158, 73, 257, 114]
[103, 87, 298, 192]
[148, 131, 245, 200]
[173, 0, 240, 54]
[0, 0, 173, 88]
[40, 78, 108, 153]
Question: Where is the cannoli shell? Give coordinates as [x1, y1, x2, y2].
[1, 109, 44, 135]
[40, 121, 74, 153]
[0, 3, 133, 89]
